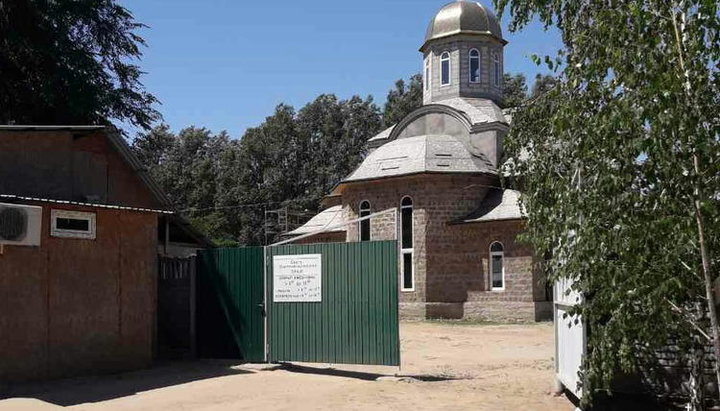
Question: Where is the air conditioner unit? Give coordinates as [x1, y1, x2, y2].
[0, 203, 42, 246]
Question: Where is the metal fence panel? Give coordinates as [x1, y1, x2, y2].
[554, 277, 584, 398]
[267, 241, 399, 366]
[196, 247, 265, 362]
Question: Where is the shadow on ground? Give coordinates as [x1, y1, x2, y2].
[273, 362, 465, 382]
[565, 389, 684, 411]
[0, 360, 251, 407]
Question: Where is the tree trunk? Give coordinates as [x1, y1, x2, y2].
[694, 175, 720, 403]
[689, 304, 707, 410]
[670, 5, 720, 402]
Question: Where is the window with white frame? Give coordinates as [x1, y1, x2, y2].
[490, 241, 504, 290]
[440, 52, 451, 86]
[492, 52, 501, 87]
[51, 209, 96, 239]
[424, 58, 431, 91]
[400, 196, 414, 291]
[469, 49, 480, 83]
[359, 200, 371, 242]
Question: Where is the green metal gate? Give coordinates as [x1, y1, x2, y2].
[267, 241, 399, 366]
[196, 247, 265, 362]
[197, 241, 400, 366]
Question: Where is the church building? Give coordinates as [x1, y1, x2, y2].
[285, 1, 551, 322]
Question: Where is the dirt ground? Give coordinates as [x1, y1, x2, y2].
[1, 321, 574, 411]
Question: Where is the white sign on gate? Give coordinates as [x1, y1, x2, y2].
[273, 254, 322, 302]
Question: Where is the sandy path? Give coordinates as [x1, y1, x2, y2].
[1, 321, 573, 411]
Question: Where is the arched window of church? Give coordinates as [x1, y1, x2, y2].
[469, 49, 480, 83]
[400, 196, 414, 291]
[440, 52, 451, 86]
[424, 58, 431, 91]
[492, 52, 501, 87]
[359, 200, 371, 242]
[490, 241, 504, 290]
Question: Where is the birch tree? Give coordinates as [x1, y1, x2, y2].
[495, 0, 719, 407]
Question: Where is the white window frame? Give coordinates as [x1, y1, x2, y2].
[492, 52, 501, 87]
[401, 250, 414, 292]
[51, 209, 96, 240]
[424, 58, 431, 91]
[489, 241, 505, 291]
[469, 48, 480, 84]
[358, 200, 371, 242]
[440, 51, 451, 86]
[400, 196, 414, 292]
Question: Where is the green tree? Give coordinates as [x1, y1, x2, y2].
[133, 125, 234, 239]
[383, 74, 423, 126]
[132, 124, 175, 177]
[232, 104, 302, 245]
[496, 0, 719, 407]
[530, 74, 557, 98]
[501, 73, 528, 108]
[233, 95, 381, 245]
[179, 95, 382, 246]
[299, 94, 381, 204]
[0, 0, 159, 130]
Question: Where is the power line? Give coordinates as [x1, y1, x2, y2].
[178, 195, 326, 214]
[180, 184, 507, 214]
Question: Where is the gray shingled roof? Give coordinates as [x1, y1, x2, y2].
[368, 125, 396, 142]
[285, 205, 346, 236]
[440, 97, 507, 126]
[343, 134, 494, 183]
[368, 99, 506, 147]
[454, 189, 525, 223]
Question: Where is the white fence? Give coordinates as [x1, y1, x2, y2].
[554, 277, 585, 399]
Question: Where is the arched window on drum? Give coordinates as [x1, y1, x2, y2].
[469, 48, 480, 83]
[492, 52, 501, 87]
[440, 52, 451, 86]
[424, 58, 431, 91]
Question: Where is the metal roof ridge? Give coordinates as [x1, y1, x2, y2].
[0, 125, 107, 130]
[0, 194, 173, 214]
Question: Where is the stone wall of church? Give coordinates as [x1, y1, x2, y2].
[423, 35, 505, 105]
[291, 231, 346, 245]
[447, 219, 552, 322]
[342, 174, 439, 306]
[339, 173, 551, 322]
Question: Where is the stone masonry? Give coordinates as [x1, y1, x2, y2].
[336, 173, 551, 322]
[423, 35, 505, 105]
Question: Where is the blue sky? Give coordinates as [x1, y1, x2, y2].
[123, 0, 562, 138]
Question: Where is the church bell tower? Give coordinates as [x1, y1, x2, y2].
[420, 1, 507, 106]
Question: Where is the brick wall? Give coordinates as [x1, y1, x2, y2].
[0, 203, 157, 382]
[337, 173, 551, 322]
[291, 231, 345, 245]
